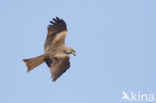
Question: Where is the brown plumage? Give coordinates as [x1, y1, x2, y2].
[23, 17, 76, 81]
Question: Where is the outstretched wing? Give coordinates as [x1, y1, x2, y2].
[45, 56, 70, 81]
[44, 17, 67, 52]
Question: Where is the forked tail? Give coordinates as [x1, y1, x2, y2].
[23, 54, 46, 72]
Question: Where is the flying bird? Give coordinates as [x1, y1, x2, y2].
[23, 17, 76, 81]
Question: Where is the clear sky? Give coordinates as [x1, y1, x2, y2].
[0, 0, 156, 103]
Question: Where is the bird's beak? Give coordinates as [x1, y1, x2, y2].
[72, 51, 76, 56]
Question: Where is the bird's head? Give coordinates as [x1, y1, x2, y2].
[65, 47, 76, 56]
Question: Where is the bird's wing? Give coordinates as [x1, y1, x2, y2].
[44, 17, 67, 52]
[45, 56, 70, 81]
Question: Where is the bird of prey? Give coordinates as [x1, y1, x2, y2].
[23, 17, 76, 81]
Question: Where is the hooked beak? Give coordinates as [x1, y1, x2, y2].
[72, 51, 76, 56]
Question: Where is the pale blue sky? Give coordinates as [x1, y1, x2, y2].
[0, 0, 156, 103]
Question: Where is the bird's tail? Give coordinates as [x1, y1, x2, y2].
[23, 54, 46, 72]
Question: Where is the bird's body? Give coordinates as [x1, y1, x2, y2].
[23, 17, 76, 81]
